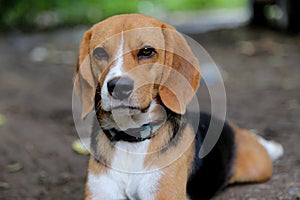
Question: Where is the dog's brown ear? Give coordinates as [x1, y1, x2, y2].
[159, 24, 200, 114]
[74, 29, 95, 119]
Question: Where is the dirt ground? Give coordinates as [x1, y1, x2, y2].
[0, 25, 299, 200]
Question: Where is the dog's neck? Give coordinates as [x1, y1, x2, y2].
[90, 110, 185, 166]
[103, 121, 165, 143]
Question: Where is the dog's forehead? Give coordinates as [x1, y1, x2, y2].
[90, 14, 165, 48]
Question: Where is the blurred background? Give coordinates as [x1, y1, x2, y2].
[0, 0, 299, 199]
[1, 0, 299, 32]
[1, 0, 246, 31]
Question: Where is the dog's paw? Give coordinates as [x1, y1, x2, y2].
[250, 130, 284, 162]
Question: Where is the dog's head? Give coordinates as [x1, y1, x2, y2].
[74, 14, 200, 131]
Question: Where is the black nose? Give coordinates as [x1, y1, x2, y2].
[107, 77, 134, 100]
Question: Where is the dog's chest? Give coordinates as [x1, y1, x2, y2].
[88, 140, 162, 200]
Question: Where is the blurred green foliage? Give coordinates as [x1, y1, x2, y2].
[0, 0, 245, 31]
[158, 0, 245, 11]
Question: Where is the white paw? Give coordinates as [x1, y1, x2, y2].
[251, 131, 284, 162]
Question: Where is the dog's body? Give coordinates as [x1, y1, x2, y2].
[74, 14, 283, 200]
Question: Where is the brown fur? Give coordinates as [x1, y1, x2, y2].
[229, 125, 273, 184]
[145, 124, 195, 199]
[158, 24, 200, 115]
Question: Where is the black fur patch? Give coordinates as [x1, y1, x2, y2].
[186, 112, 236, 200]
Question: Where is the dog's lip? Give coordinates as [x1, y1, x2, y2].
[110, 104, 151, 113]
[111, 105, 139, 110]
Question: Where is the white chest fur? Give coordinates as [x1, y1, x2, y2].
[87, 140, 162, 200]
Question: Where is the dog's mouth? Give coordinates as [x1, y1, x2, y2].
[110, 104, 151, 113]
[95, 94, 167, 133]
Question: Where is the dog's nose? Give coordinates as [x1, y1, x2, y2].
[107, 77, 134, 100]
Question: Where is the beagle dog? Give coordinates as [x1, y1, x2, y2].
[74, 14, 283, 200]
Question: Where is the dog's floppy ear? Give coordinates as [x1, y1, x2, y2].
[159, 24, 200, 114]
[74, 29, 95, 119]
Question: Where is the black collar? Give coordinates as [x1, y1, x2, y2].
[103, 122, 164, 143]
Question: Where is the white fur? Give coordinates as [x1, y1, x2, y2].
[112, 140, 150, 172]
[254, 134, 284, 162]
[88, 172, 124, 199]
[101, 31, 124, 111]
[87, 140, 162, 200]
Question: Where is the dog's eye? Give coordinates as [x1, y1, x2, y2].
[93, 47, 108, 61]
[137, 46, 156, 60]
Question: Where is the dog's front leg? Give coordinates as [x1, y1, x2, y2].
[85, 172, 125, 200]
[154, 164, 190, 200]
[155, 180, 190, 200]
[84, 158, 125, 200]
